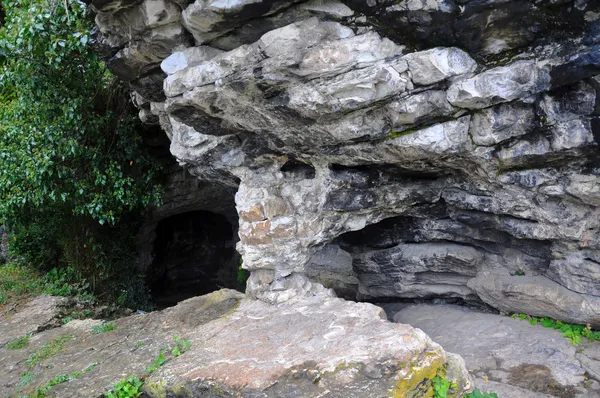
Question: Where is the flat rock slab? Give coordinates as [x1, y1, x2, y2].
[0, 295, 69, 347]
[0, 290, 471, 397]
[392, 304, 600, 397]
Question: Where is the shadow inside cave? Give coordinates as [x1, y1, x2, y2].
[146, 210, 241, 309]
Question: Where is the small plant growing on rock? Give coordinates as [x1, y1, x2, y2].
[171, 336, 191, 357]
[145, 349, 167, 374]
[511, 313, 600, 345]
[91, 322, 117, 334]
[26, 334, 72, 369]
[18, 371, 35, 386]
[104, 336, 192, 397]
[432, 374, 454, 397]
[7, 333, 31, 350]
[465, 390, 498, 398]
[104, 376, 143, 398]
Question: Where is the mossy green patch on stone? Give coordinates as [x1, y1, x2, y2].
[390, 351, 445, 398]
[170, 384, 195, 397]
[143, 379, 168, 398]
[386, 128, 418, 140]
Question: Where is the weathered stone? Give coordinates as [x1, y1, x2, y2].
[547, 252, 600, 296]
[89, 0, 142, 14]
[181, 0, 303, 44]
[0, 296, 68, 348]
[145, 293, 471, 397]
[354, 242, 482, 301]
[469, 102, 535, 146]
[389, 90, 457, 127]
[447, 61, 542, 109]
[107, 24, 191, 81]
[392, 304, 587, 395]
[389, 116, 472, 156]
[404, 47, 477, 86]
[95, 0, 182, 48]
[467, 272, 600, 327]
[209, 0, 354, 51]
[160, 45, 223, 75]
[97, 0, 600, 350]
[0, 291, 473, 397]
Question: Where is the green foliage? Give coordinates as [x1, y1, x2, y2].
[0, 261, 96, 307]
[0, 0, 163, 309]
[84, 363, 99, 373]
[26, 334, 72, 369]
[465, 390, 499, 398]
[7, 333, 30, 349]
[105, 336, 191, 397]
[0, 0, 162, 225]
[135, 341, 146, 348]
[104, 376, 143, 398]
[0, 261, 44, 301]
[432, 375, 453, 398]
[18, 371, 36, 386]
[145, 349, 167, 374]
[171, 335, 192, 357]
[22, 362, 98, 398]
[511, 313, 600, 345]
[236, 263, 250, 292]
[91, 321, 117, 334]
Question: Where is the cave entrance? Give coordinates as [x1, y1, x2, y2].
[147, 210, 240, 308]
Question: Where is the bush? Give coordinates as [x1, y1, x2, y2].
[0, 0, 164, 308]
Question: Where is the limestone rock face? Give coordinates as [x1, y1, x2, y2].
[96, 0, 600, 326]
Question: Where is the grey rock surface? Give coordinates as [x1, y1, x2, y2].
[392, 304, 600, 398]
[0, 291, 472, 397]
[94, 0, 600, 327]
[0, 295, 69, 348]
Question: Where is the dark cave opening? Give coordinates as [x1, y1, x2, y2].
[147, 210, 241, 308]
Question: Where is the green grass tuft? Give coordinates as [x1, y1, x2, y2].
[26, 334, 73, 369]
[7, 334, 31, 350]
[91, 322, 117, 334]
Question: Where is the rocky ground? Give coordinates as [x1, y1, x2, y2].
[385, 303, 600, 398]
[3, 291, 598, 397]
[0, 291, 471, 398]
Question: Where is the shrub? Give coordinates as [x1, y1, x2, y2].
[0, 0, 163, 308]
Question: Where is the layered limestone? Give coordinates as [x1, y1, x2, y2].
[93, 0, 600, 327]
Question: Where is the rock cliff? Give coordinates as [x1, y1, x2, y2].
[93, 0, 600, 325]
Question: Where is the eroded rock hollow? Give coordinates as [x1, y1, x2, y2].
[96, 0, 600, 325]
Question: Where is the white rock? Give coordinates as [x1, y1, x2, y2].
[161, 46, 223, 75]
[447, 60, 539, 109]
[404, 47, 477, 86]
[469, 102, 535, 146]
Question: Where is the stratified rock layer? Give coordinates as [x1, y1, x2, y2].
[94, 0, 600, 325]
